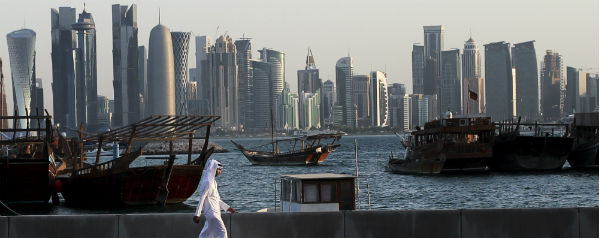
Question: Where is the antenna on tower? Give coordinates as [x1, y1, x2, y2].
[159, 8, 161, 24]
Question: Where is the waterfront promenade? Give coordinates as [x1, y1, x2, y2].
[1, 207, 597, 237]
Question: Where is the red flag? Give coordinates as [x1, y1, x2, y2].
[469, 90, 478, 100]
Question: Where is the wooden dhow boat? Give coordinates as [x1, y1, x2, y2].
[388, 115, 495, 174]
[231, 134, 342, 166]
[0, 110, 59, 206]
[490, 119, 574, 172]
[57, 115, 220, 206]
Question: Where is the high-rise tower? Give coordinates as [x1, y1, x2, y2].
[208, 35, 238, 130]
[335, 57, 355, 128]
[73, 8, 98, 130]
[235, 38, 252, 129]
[412, 44, 424, 95]
[540, 50, 565, 121]
[462, 37, 484, 114]
[297, 48, 321, 129]
[147, 24, 175, 116]
[6, 29, 36, 128]
[171, 31, 191, 115]
[259, 48, 285, 129]
[423, 26, 444, 98]
[440, 49, 461, 115]
[370, 71, 388, 127]
[484, 41, 514, 121]
[512, 41, 539, 121]
[112, 4, 139, 126]
[51, 7, 76, 129]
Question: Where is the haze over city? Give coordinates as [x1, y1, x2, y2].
[0, 0, 597, 115]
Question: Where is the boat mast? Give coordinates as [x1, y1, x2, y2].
[271, 108, 275, 155]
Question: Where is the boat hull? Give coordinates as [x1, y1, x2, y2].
[243, 148, 326, 166]
[490, 135, 573, 171]
[59, 165, 202, 206]
[388, 157, 445, 174]
[567, 141, 599, 169]
[0, 158, 55, 204]
[388, 142, 491, 174]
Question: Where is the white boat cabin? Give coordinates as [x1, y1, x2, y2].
[280, 173, 355, 212]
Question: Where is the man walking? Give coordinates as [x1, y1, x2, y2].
[193, 159, 236, 238]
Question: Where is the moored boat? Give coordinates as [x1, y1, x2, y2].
[0, 111, 58, 206]
[567, 112, 598, 169]
[490, 120, 574, 171]
[232, 134, 342, 166]
[57, 115, 220, 206]
[388, 115, 495, 174]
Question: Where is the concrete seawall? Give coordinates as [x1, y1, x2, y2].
[0, 207, 597, 238]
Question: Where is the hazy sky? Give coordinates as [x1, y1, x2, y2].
[0, 0, 597, 115]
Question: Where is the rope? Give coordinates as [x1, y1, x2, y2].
[0, 199, 20, 216]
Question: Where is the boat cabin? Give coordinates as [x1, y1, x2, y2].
[280, 173, 355, 212]
[409, 116, 495, 147]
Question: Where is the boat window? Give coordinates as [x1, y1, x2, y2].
[304, 183, 319, 203]
[281, 179, 290, 201]
[295, 181, 302, 202]
[320, 183, 336, 202]
[340, 181, 353, 203]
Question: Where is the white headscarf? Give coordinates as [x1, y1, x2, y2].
[201, 159, 222, 183]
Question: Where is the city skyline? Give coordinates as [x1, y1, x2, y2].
[0, 0, 597, 115]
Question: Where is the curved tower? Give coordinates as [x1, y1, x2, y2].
[171, 31, 191, 115]
[6, 29, 36, 128]
[147, 24, 175, 115]
[371, 71, 388, 127]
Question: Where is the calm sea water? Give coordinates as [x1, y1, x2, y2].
[14, 135, 598, 215]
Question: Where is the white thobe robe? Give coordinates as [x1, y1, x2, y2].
[195, 159, 230, 238]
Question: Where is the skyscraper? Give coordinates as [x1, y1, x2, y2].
[423, 25, 444, 98]
[322, 80, 335, 126]
[0, 58, 7, 129]
[512, 41, 539, 121]
[112, 4, 139, 127]
[352, 75, 370, 127]
[138, 45, 147, 118]
[585, 74, 599, 112]
[208, 35, 238, 130]
[411, 94, 436, 128]
[192, 36, 212, 115]
[249, 59, 272, 131]
[484, 41, 514, 121]
[235, 38, 252, 130]
[566, 66, 587, 113]
[370, 71, 388, 127]
[424, 26, 444, 71]
[51, 7, 76, 129]
[335, 57, 355, 128]
[388, 83, 408, 130]
[297, 48, 321, 129]
[6, 28, 36, 128]
[147, 23, 175, 116]
[171, 31, 191, 115]
[31, 78, 44, 115]
[540, 50, 565, 121]
[259, 48, 285, 129]
[440, 49, 461, 115]
[412, 44, 424, 95]
[73, 8, 98, 130]
[462, 37, 484, 114]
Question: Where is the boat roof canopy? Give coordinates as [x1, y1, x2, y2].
[281, 173, 355, 180]
[84, 115, 221, 143]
